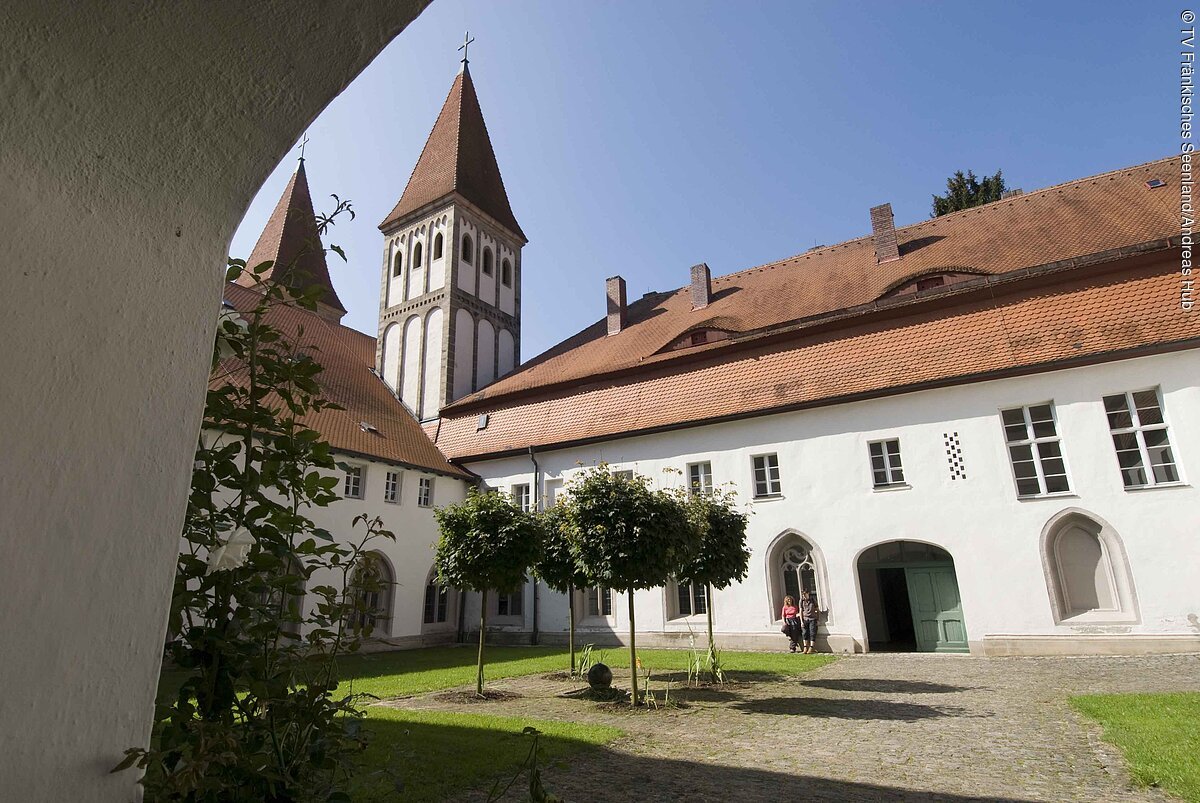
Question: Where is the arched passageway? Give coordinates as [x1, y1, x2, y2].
[857, 540, 967, 653]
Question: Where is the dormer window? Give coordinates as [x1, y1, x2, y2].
[482, 247, 493, 277]
[662, 327, 732, 352]
[462, 235, 474, 264]
[879, 270, 981, 299]
[915, 275, 945, 291]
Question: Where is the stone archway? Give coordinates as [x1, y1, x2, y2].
[856, 540, 968, 653]
[2, 4, 429, 798]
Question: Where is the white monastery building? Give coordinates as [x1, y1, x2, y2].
[225, 61, 1200, 657]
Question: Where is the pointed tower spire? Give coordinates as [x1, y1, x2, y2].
[238, 159, 348, 322]
[379, 62, 525, 241]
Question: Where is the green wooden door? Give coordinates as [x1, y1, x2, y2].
[904, 565, 968, 653]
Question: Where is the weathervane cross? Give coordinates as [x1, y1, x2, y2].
[458, 31, 475, 64]
[298, 132, 310, 161]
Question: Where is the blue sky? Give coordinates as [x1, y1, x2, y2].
[230, 1, 1172, 358]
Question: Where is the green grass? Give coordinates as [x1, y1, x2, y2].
[352, 708, 621, 802]
[333, 645, 837, 700]
[1071, 692, 1200, 802]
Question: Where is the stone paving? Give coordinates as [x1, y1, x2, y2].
[382, 652, 1200, 801]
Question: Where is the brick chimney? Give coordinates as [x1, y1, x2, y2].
[606, 276, 627, 336]
[870, 203, 900, 263]
[690, 263, 712, 309]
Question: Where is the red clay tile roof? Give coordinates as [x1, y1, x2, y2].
[435, 255, 1197, 460]
[217, 283, 470, 478]
[237, 161, 347, 314]
[444, 156, 1181, 412]
[379, 65, 525, 240]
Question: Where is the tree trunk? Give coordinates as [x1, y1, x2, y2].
[706, 583, 717, 682]
[476, 589, 487, 697]
[627, 588, 639, 706]
[568, 584, 576, 676]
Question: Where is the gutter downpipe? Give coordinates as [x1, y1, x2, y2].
[529, 445, 541, 646]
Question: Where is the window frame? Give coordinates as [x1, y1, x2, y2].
[582, 586, 613, 619]
[751, 453, 782, 499]
[686, 461, 713, 496]
[392, 251, 402, 277]
[501, 258, 512, 287]
[343, 464, 365, 500]
[461, 234, 474, 264]
[412, 240, 423, 269]
[999, 402, 1072, 498]
[1102, 387, 1182, 489]
[481, 247, 494, 277]
[383, 470, 401, 504]
[867, 438, 906, 488]
[494, 583, 525, 619]
[671, 579, 708, 619]
[432, 232, 444, 261]
[417, 476, 434, 508]
[423, 574, 451, 625]
[511, 483, 531, 512]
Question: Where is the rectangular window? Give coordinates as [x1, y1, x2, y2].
[343, 466, 364, 499]
[1104, 388, 1180, 488]
[613, 469, 634, 479]
[511, 483, 530, 512]
[496, 586, 524, 617]
[868, 439, 905, 487]
[423, 582, 449, 624]
[384, 471, 401, 504]
[1001, 403, 1070, 496]
[752, 454, 782, 498]
[687, 461, 713, 496]
[676, 582, 707, 617]
[545, 478, 564, 507]
[417, 476, 434, 508]
[586, 587, 613, 617]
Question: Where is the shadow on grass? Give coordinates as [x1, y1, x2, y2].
[353, 708, 618, 803]
[732, 696, 991, 721]
[798, 678, 978, 695]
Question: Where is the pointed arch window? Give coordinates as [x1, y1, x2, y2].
[766, 533, 829, 622]
[501, 259, 512, 287]
[423, 571, 451, 624]
[482, 247, 494, 277]
[433, 232, 444, 261]
[413, 241, 423, 269]
[462, 235, 474, 264]
[392, 252, 403, 277]
[349, 552, 394, 637]
[1041, 511, 1138, 624]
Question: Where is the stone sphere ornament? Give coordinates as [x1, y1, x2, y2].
[587, 662, 613, 690]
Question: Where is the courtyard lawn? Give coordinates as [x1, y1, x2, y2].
[353, 708, 622, 802]
[333, 645, 837, 700]
[1070, 692, 1200, 802]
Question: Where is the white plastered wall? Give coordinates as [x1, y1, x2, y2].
[463, 350, 1200, 655]
[0, 2, 429, 799]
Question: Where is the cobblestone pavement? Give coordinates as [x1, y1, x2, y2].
[382, 653, 1200, 802]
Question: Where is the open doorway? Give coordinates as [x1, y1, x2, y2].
[858, 540, 967, 653]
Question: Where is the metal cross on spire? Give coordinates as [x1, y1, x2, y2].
[297, 132, 310, 162]
[458, 31, 475, 65]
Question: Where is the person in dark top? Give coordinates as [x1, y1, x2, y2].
[799, 589, 820, 654]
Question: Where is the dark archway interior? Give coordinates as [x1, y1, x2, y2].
[858, 540, 954, 653]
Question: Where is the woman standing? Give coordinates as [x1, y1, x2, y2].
[799, 589, 820, 654]
[780, 595, 800, 652]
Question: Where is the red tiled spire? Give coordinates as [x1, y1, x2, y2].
[238, 159, 347, 320]
[379, 65, 526, 241]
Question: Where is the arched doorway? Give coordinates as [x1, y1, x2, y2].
[857, 540, 967, 653]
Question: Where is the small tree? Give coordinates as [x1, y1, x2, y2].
[434, 490, 542, 696]
[676, 488, 750, 681]
[568, 468, 694, 704]
[932, 169, 1006, 216]
[533, 504, 590, 676]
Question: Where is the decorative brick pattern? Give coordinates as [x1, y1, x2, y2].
[944, 431, 966, 480]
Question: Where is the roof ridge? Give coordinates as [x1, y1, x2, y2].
[699, 153, 1180, 289]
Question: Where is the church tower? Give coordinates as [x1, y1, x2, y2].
[376, 54, 526, 422]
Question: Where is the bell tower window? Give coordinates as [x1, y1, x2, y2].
[482, 247, 493, 276]
[462, 235, 474, 264]
[413, 241, 423, 268]
[433, 233, 444, 260]
[392, 252, 402, 277]
[501, 259, 512, 287]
